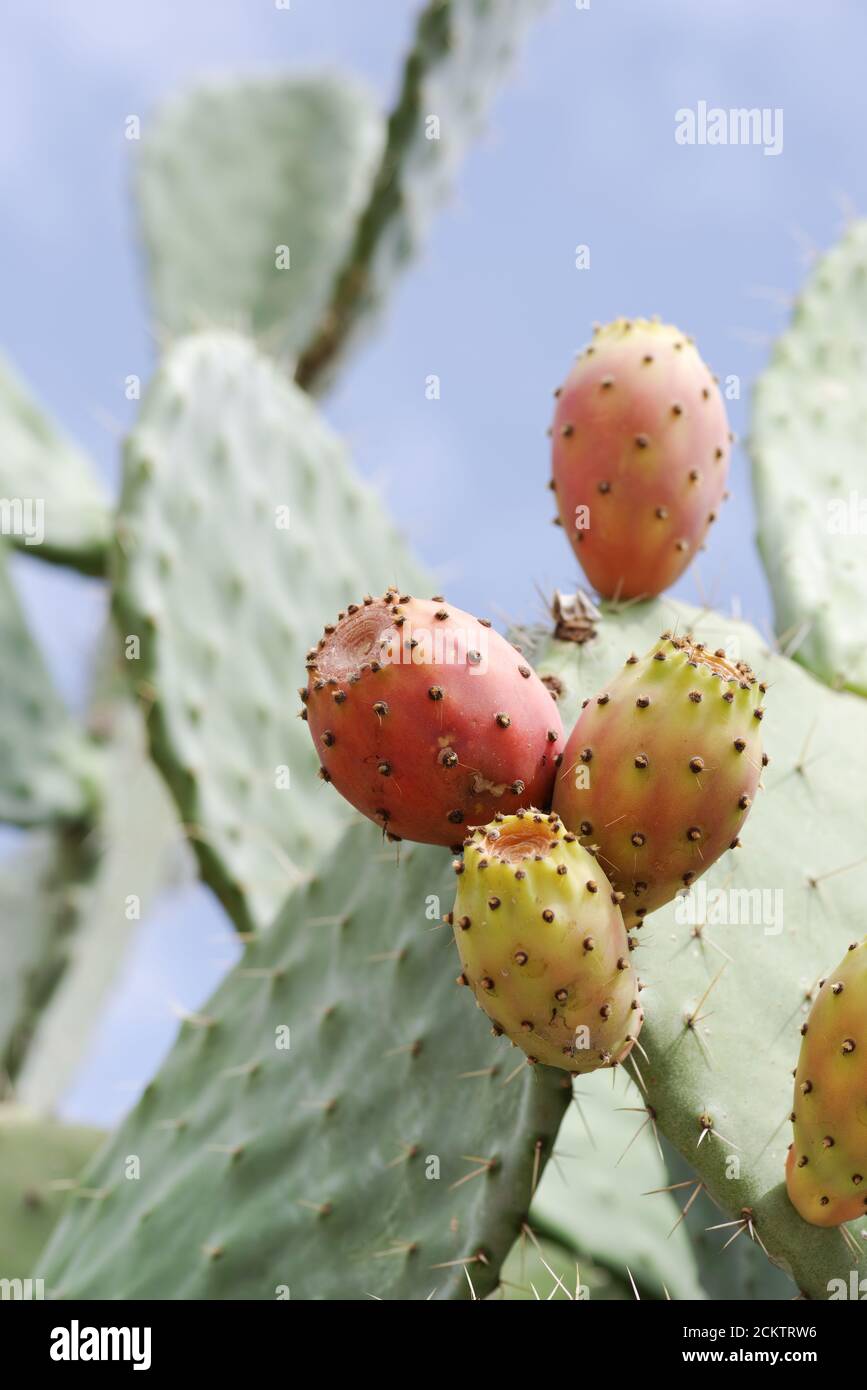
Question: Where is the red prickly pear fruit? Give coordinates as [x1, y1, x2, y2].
[451, 811, 642, 1072]
[550, 318, 731, 599]
[786, 937, 867, 1228]
[552, 633, 765, 928]
[303, 590, 563, 848]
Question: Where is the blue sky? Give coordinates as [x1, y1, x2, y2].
[3, 0, 865, 1124]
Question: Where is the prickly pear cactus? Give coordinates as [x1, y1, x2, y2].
[0, 355, 111, 575]
[750, 220, 867, 697]
[113, 331, 430, 933]
[551, 319, 730, 599]
[38, 825, 569, 1300]
[453, 814, 641, 1072]
[786, 936, 867, 1227]
[136, 77, 384, 363]
[530, 595, 867, 1298]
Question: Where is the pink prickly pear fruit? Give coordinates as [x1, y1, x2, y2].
[451, 810, 642, 1073]
[302, 589, 563, 849]
[550, 318, 731, 599]
[552, 632, 765, 929]
[786, 937, 867, 1228]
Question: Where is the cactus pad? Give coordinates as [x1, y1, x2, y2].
[751, 220, 867, 697]
[38, 826, 568, 1300]
[113, 331, 430, 932]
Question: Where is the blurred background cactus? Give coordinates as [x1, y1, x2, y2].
[3, 0, 867, 1300]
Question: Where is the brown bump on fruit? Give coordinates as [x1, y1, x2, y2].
[715, 447, 724, 460]
[842, 1038, 856, 1054]
[853, 1174, 864, 1185]
[547, 729, 559, 742]
[797, 1155, 808, 1168]
[800, 1080, 812, 1094]
[597, 692, 610, 705]
[373, 700, 388, 717]
[598, 480, 612, 494]
[612, 891, 625, 903]
[542, 909, 555, 923]
[653, 650, 666, 662]
[510, 779, 525, 795]
[321, 730, 335, 747]
[459, 916, 471, 931]
[583, 936, 594, 951]
[378, 761, 392, 777]
[434, 609, 449, 621]
[689, 756, 704, 773]
[456, 973, 468, 986]
[754, 707, 764, 721]
[733, 737, 746, 752]
[634, 753, 649, 768]
[822, 1136, 835, 1149]
[617, 957, 628, 971]
[655, 506, 669, 520]
[688, 691, 702, 703]
[333, 690, 346, 704]
[561, 423, 575, 437]
[428, 685, 444, 701]
[689, 469, 700, 482]
[585, 879, 598, 893]
[521, 1020, 533, 1032]
[580, 747, 593, 763]
[514, 951, 528, 965]
[580, 821, 593, 834]
[738, 794, 751, 810]
[631, 832, 646, 847]
[452, 861, 464, 875]
[515, 868, 526, 880]
[723, 691, 734, 704]
[518, 664, 531, 678]
[447, 809, 464, 824]
[481, 977, 494, 992]
[439, 748, 458, 768]
[687, 827, 701, 842]
[318, 767, 331, 783]
[671, 402, 683, 416]
[635, 433, 649, 449]
[636, 695, 650, 708]
[832, 982, 844, 995]
[555, 988, 568, 1002]
[488, 897, 501, 910]
[556, 864, 568, 876]
[599, 1004, 612, 1019]
[675, 539, 689, 552]
[643, 353, 654, 364]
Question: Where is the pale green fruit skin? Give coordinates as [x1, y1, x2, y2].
[452, 811, 642, 1073]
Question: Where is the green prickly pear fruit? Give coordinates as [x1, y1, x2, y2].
[786, 937, 867, 1227]
[451, 810, 642, 1073]
[552, 632, 765, 929]
[550, 318, 731, 599]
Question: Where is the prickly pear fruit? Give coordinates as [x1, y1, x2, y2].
[451, 810, 642, 1072]
[786, 937, 867, 1227]
[551, 318, 730, 599]
[303, 590, 563, 849]
[552, 632, 765, 928]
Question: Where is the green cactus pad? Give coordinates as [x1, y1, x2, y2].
[296, 0, 549, 391]
[0, 546, 102, 825]
[136, 77, 384, 363]
[0, 354, 111, 574]
[38, 827, 569, 1300]
[663, 1143, 796, 1299]
[493, 1231, 633, 1300]
[751, 220, 867, 697]
[113, 330, 430, 932]
[530, 596, 867, 1298]
[529, 1071, 705, 1299]
[0, 1107, 103, 1281]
